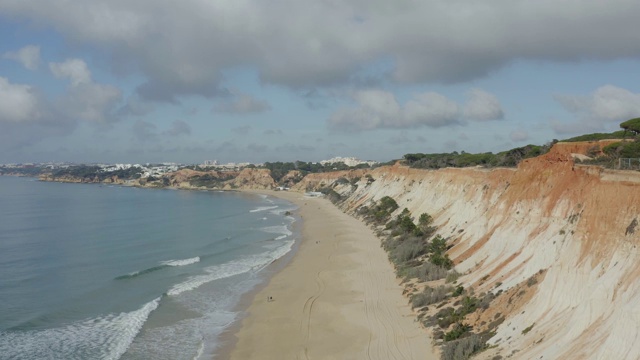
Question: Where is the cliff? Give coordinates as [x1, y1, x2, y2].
[295, 141, 640, 359]
[224, 168, 276, 190]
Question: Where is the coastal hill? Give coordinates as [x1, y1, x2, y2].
[9, 131, 640, 358]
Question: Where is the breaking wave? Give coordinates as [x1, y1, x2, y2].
[161, 257, 200, 267]
[167, 239, 295, 297]
[116, 257, 200, 280]
[249, 205, 278, 213]
[0, 297, 161, 360]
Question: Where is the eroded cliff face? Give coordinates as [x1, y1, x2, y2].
[296, 142, 640, 359]
[224, 168, 275, 190]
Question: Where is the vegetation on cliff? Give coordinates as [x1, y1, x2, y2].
[51, 165, 143, 181]
[620, 117, 640, 135]
[261, 161, 371, 182]
[401, 117, 640, 172]
[402, 143, 552, 169]
[187, 173, 234, 188]
[346, 193, 506, 360]
[562, 130, 628, 142]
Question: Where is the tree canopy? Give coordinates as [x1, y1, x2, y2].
[620, 117, 640, 135]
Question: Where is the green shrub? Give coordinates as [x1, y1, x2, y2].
[563, 130, 628, 142]
[446, 271, 460, 283]
[444, 323, 471, 341]
[430, 252, 453, 269]
[392, 239, 427, 264]
[418, 213, 436, 237]
[319, 187, 343, 204]
[362, 196, 399, 224]
[406, 262, 450, 281]
[440, 334, 485, 360]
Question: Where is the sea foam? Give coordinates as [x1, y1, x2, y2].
[167, 238, 295, 297]
[161, 256, 201, 267]
[249, 205, 278, 213]
[261, 224, 293, 240]
[116, 257, 200, 280]
[0, 297, 160, 360]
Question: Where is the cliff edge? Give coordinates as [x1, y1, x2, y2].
[295, 141, 640, 359]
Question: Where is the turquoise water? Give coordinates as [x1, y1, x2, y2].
[0, 176, 297, 360]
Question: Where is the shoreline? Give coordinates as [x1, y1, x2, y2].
[213, 191, 304, 359]
[220, 190, 438, 359]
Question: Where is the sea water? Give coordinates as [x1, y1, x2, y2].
[0, 176, 297, 360]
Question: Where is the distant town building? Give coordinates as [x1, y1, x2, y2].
[319, 156, 378, 167]
[201, 161, 254, 171]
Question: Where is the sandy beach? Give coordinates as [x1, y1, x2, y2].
[224, 190, 438, 360]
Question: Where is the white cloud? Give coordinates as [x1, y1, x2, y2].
[0, 77, 42, 122]
[404, 92, 460, 127]
[328, 90, 399, 131]
[48, 58, 123, 124]
[213, 94, 271, 114]
[50, 58, 92, 86]
[463, 89, 504, 121]
[329, 89, 502, 132]
[0, 78, 77, 151]
[3, 45, 41, 70]
[0, 56, 125, 153]
[555, 85, 640, 122]
[4, 1, 640, 99]
[553, 85, 640, 134]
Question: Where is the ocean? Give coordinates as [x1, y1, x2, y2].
[0, 176, 298, 360]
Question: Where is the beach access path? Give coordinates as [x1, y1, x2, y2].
[225, 190, 438, 359]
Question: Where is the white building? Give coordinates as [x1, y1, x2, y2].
[319, 156, 378, 167]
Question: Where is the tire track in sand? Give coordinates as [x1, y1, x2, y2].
[359, 226, 416, 360]
[298, 269, 326, 359]
[298, 212, 345, 359]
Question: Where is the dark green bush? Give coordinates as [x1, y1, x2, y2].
[563, 131, 628, 142]
[444, 323, 471, 341]
[621, 117, 640, 135]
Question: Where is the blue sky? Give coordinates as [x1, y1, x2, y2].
[2, 1, 640, 164]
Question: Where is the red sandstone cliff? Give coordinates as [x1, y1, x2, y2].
[294, 141, 640, 359]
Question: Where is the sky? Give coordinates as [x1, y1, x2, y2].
[2, 1, 640, 165]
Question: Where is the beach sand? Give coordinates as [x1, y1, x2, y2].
[224, 190, 438, 360]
